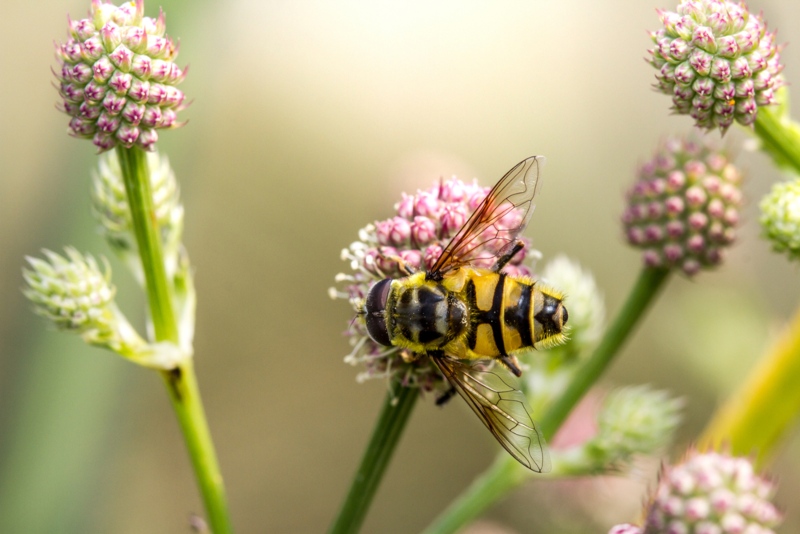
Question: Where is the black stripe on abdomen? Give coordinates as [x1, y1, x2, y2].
[465, 279, 478, 350]
[465, 274, 507, 355]
[504, 283, 533, 347]
[490, 274, 506, 355]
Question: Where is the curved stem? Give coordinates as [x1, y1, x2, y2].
[329, 386, 419, 534]
[752, 106, 800, 176]
[699, 303, 800, 467]
[117, 146, 233, 534]
[421, 455, 522, 534]
[422, 267, 671, 534]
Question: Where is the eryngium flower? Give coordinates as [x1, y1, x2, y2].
[644, 450, 782, 533]
[622, 135, 743, 276]
[760, 177, 800, 261]
[331, 176, 536, 394]
[589, 386, 682, 467]
[23, 248, 145, 354]
[55, 0, 186, 151]
[649, 0, 784, 133]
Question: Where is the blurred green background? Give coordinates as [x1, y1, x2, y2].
[2, 1, 800, 532]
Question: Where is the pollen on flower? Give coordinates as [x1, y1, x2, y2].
[55, 0, 187, 151]
[332, 175, 540, 395]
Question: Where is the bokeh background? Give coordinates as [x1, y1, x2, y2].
[2, 1, 800, 532]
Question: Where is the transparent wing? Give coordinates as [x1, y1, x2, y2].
[429, 156, 544, 277]
[433, 354, 551, 473]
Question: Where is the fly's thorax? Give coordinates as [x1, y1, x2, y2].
[386, 273, 468, 352]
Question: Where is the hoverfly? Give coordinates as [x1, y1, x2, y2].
[363, 156, 568, 472]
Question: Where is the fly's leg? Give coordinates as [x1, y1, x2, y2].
[499, 354, 522, 377]
[427, 349, 457, 405]
[492, 240, 524, 272]
[379, 252, 417, 276]
[436, 387, 457, 406]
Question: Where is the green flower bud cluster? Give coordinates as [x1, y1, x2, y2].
[759, 177, 800, 261]
[588, 386, 683, 466]
[553, 386, 682, 476]
[91, 149, 183, 272]
[23, 248, 184, 369]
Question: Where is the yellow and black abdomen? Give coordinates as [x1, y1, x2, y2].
[453, 269, 568, 360]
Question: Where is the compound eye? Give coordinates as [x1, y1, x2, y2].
[365, 279, 392, 346]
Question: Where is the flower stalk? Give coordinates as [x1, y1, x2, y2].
[116, 145, 178, 342]
[329, 386, 419, 534]
[422, 267, 671, 534]
[752, 103, 800, 176]
[116, 145, 233, 533]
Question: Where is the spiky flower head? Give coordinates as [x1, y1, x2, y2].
[23, 248, 140, 351]
[644, 450, 782, 533]
[23, 248, 186, 368]
[55, 0, 186, 151]
[622, 134, 743, 276]
[649, 0, 784, 133]
[91, 149, 183, 267]
[759, 177, 800, 261]
[589, 386, 683, 467]
[331, 176, 538, 395]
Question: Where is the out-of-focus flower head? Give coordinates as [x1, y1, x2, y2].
[760, 177, 800, 262]
[622, 134, 743, 276]
[91, 149, 184, 279]
[644, 450, 782, 533]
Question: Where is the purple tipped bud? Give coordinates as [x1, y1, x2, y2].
[54, 0, 186, 151]
[643, 450, 782, 533]
[410, 216, 437, 246]
[623, 134, 743, 276]
[649, 0, 785, 133]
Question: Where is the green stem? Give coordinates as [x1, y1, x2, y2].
[117, 146, 233, 534]
[423, 267, 670, 534]
[421, 455, 522, 534]
[116, 146, 179, 343]
[752, 106, 800, 176]
[161, 362, 231, 532]
[329, 386, 419, 534]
